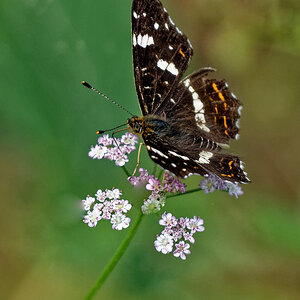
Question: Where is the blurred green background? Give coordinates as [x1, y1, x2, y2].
[1, 0, 299, 299]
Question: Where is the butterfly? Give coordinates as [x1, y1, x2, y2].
[126, 0, 250, 183]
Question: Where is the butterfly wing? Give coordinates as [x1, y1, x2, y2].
[132, 0, 193, 116]
[143, 130, 249, 183]
[131, 0, 250, 183]
[156, 68, 242, 145]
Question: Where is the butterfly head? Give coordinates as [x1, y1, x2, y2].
[127, 115, 170, 138]
[127, 116, 144, 135]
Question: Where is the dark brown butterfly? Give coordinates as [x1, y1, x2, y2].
[126, 0, 249, 183]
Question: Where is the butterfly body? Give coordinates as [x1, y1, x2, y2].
[128, 0, 249, 183]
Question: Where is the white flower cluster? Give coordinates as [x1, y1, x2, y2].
[154, 212, 205, 260]
[128, 168, 186, 215]
[88, 133, 138, 166]
[82, 188, 131, 230]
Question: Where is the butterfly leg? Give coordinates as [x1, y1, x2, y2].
[111, 128, 128, 151]
[131, 142, 144, 177]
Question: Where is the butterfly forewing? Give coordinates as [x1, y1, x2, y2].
[132, 0, 193, 115]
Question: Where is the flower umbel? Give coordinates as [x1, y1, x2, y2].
[82, 188, 132, 230]
[199, 174, 244, 198]
[128, 168, 185, 215]
[89, 133, 138, 167]
[154, 212, 205, 260]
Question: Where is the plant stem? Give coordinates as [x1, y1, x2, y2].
[121, 166, 130, 177]
[167, 187, 203, 199]
[84, 210, 144, 300]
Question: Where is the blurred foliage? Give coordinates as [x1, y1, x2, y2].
[0, 0, 299, 299]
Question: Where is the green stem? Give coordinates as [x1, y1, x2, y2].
[84, 210, 144, 300]
[167, 187, 203, 199]
[158, 169, 164, 180]
[121, 166, 130, 177]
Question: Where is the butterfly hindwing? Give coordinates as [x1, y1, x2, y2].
[132, 0, 193, 115]
[156, 68, 242, 144]
[143, 129, 249, 182]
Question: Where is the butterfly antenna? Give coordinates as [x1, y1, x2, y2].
[81, 81, 134, 116]
[96, 123, 128, 134]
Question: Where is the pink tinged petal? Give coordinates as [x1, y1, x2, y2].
[82, 196, 95, 211]
[187, 216, 205, 232]
[113, 199, 132, 213]
[88, 145, 108, 159]
[120, 145, 136, 155]
[114, 152, 129, 166]
[95, 189, 106, 202]
[138, 168, 149, 180]
[173, 241, 191, 260]
[154, 233, 174, 254]
[226, 182, 244, 198]
[83, 209, 102, 227]
[106, 189, 122, 200]
[159, 212, 178, 228]
[111, 213, 131, 230]
[183, 232, 195, 244]
[146, 178, 162, 191]
[128, 176, 140, 186]
[98, 134, 113, 146]
[121, 132, 138, 146]
[93, 202, 103, 208]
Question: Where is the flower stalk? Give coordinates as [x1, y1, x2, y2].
[84, 210, 144, 300]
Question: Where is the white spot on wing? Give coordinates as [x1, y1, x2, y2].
[166, 62, 179, 75]
[191, 89, 210, 132]
[197, 151, 213, 164]
[154, 22, 159, 30]
[165, 23, 169, 30]
[151, 148, 168, 159]
[157, 59, 168, 71]
[184, 172, 197, 179]
[188, 86, 195, 93]
[176, 27, 182, 34]
[142, 12, 146, 17]
[193, 99, 203, 112]
[193, 92, 200, 101]
[240, 161, 245, 170]
[171, 163, 177, 168]
[132, 34, 137, 46]
[184, 80, 209, 132]
[184, 79, 190, 87]
[133, 11, 139, 19]
[168, 16, 175, 25]
[238, 106, 242, 116]
[157, 60, 178, 76]
[168, 150, 190, 161]
[170, 98, 175, 104]
[168, 45, 173, 50]
[137, 34, 154, 48]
